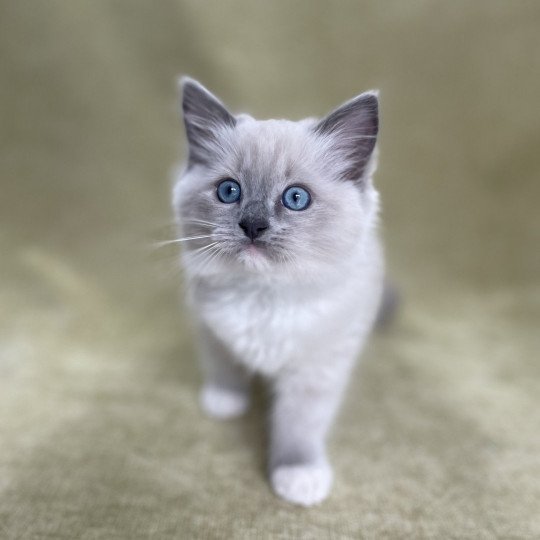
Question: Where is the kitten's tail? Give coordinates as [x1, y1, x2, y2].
[375, 280, 400, 329]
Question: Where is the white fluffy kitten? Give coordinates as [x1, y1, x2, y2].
[173, 78, 384, 506]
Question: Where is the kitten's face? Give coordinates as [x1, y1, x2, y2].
[174, 79, 379, 279]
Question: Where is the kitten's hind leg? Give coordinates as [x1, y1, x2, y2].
[197, 325, 251, 420]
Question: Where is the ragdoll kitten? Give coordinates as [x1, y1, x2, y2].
[173, 77, 384, 506]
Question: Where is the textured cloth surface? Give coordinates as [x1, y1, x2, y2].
[1, 1, 539, 538]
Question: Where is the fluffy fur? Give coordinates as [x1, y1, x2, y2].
[173, 78, 384, 506]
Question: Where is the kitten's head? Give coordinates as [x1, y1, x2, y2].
[174, 77, 380, 280]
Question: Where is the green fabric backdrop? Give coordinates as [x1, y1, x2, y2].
[1, 1, 539, 538]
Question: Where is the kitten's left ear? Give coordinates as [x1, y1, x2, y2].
[179, 77, 236, 167]
[313, 91, 379, 184]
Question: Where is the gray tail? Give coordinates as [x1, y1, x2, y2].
[375, 280, 400, 328]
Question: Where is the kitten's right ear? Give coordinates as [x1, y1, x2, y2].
[179, 77, 236, 167]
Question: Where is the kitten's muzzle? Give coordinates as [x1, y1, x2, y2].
[238, 217, 269, 241]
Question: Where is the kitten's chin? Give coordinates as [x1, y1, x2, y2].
[237, 244, 273, 272]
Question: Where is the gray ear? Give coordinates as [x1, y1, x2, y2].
[180, 77, 236, 167]
[314, 91, 379, 183]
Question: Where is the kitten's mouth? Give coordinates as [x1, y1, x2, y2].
[242, 242, 267, 260]
[236, 240, 272, 271]
[245, 242, 264, 253]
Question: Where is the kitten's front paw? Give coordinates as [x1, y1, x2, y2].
[271, 462, 333, 507]
[200, 384, 250, 420]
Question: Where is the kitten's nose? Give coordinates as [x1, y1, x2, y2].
[238, 217, 269, 241]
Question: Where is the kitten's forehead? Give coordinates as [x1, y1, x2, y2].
[227, 118, 314, 183]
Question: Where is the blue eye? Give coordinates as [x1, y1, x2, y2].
[217, 179, 241, 203]
[282, 186, 311, 211]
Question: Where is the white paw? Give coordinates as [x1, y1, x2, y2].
[271, 462, 333, 507]
[200, 384, 249, 419]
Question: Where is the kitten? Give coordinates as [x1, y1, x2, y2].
[173, 78, 384, 506]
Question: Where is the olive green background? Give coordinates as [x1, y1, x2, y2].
[1, 1, 539, 538]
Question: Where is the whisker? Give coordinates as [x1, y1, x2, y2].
[200, 246, 224, 273]
[153, 235, 213, 248]
[196, 242, 227, 275]
[181, 219, 219, 227]
[190, 246, 220, 275]
[190, 241, 219, 255]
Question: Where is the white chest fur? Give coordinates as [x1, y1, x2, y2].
[188, 252, 382, 377]
[192, 278, 310, 374]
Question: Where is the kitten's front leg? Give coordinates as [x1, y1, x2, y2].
[197, 324, 251, 420]
[269, 361, 352, 506]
